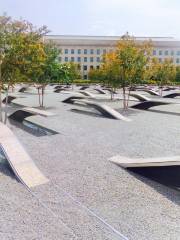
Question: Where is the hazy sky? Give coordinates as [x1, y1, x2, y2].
[1, 0, 180, 38]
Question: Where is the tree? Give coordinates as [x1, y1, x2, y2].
[58, 62, 81, 85]
[0, 14, 49, 120]
[147, 58, 176, 95]
[34, 43, 60, 107]
[116, 34, 152, 108]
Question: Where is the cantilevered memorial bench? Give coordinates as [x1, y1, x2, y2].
[68, 98, 131, 121]
[79, 86, 89, 90]
[2, 95, 25, 104]
[102, 88, 118, 94]
[109, 155, 180, 168]
[0, 122, 49, 188]
[94, 88, 107, 94]
[9, 107, 55, 122]
[2, 96, 17, 104]
[62, 96, 86, 104]
[18, 87, 28, 93]
[78, 91, 95, 98]
[54, 88, 67, 93]
[129, 93, 150, 102]
[131, 100, 171, 110]
[54, 85, 63, 90]
[141, 89, 160, 96]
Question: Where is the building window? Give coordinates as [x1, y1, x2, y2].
[84, 57, 87, 62]
[97, 57, 100, 62]
[65, 57, 68, 62]
[58, 57, 62, 62]
[84, 49, 87, 54]
[171, 51, 174, 56]
[176, 58, 180, 63]
[83, 75, 87, 79]
[165, 50, 168, 56]
[153, 50, 156, 56]
[83, 65, 87, 71]
[96, 66, 100, 69]
[71, 49, 75, 54]
[177, 51, 180, 56]
[90, 49, 94, 54]
[90, 57, 93, 62]
[78, 49, 81, 54]
[64, 49, 68, 54]
[71, 57, 74, 62]
[159, 58, 162, 63]
[90, 65, 94, 70]
[159, 50, 162, 56]
[77, 57, 81, 62]
[103, 49, 106, 54]
[97, 49, 100, 55]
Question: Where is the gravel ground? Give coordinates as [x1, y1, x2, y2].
[0, 86, 180, 240]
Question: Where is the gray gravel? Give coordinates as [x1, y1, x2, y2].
[0, 87, 180, 240]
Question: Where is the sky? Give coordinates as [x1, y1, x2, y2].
[1, 0, 180, 38]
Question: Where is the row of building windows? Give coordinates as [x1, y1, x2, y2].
[82, 65, 99, 71]
[64, 48, 110, 55]
[153, 50, 180, 56]
[64, 49, 180, 56]
[158, 58, 180, 63]
[59, 56, 101, 63]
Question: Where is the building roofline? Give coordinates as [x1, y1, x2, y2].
[45, 34, 174, 39]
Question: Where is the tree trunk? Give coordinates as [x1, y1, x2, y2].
[37, 87, 41, 107]
[126, 87, 131, 108]
[4, 84, 9, 124]
[41, 85, 44, 108]
[122, 87, 127, 109]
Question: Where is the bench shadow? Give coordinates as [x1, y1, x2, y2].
[0, 148, 19, 182]
[70, 108, 106, 119]
[127, 166, 180, 206]
[9, 118, 58, 137]
[148, 109, 180, 116]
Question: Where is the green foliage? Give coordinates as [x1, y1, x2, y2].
[147, 58, 176, 87]
[57, 63, 81, 84]
[175, 66, 180, 82]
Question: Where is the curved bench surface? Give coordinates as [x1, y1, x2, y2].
[129, 93, 150, 102]
[0, 122, 48, 188]
[110, 155, 180, 168]
[2, 96, 17, 104]
[71, 99, 131, 121]
[18, 87, 28, 92]
[79, 91, 95, 98]
[9, 107, 55, 122]
[131, 100, 171, 110]
[142, 89, 160, 96]
[79, 86, 89, 90]
[103, 88, 118, 94]
[54, 88, 66, 93]
[94, 88, 106, 94]
[62, 96, 85, 104]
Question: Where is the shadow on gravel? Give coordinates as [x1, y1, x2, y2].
[0, 147, 16, 181]
[147, 109, 180, 117]
[9, 118, 58, 137]
[70, 108, 106, 119]
[129, 166, 180, 189]
[128, 166, 180, 205]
